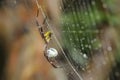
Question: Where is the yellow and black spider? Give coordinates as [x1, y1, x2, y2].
[44, 31, 52, 43]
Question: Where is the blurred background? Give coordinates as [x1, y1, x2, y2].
[0, 0, 120, 80]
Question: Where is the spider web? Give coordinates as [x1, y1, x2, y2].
[0, 0, 118, 80]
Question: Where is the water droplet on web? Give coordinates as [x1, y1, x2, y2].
[107, 46, 112, 51]
[89, 77, 93, 80]
[85, 45, 89, 48]
[82, 47, 84, 50]
[74, 48, 77, 51]
[103, 3, 107, 9]
[79, 31, 82, 33]
[73, 11, 76, 15]
[88, 45, 92, 49]
[85, 12, 88, 15]
[59, 6, 62, 10]
[77, 24, 79, 27]
[73, 31, 76, 33]
[14, 0, 17, 4]
[80, 52, 83, 55]
[81, 44, 84, 47]
[98, 43, 102, 48]
[82, 38, 85, 41]
[62, 31, 65, 33]
[92, 1, 96, 5]
[72, 24, 75, 27]
[76, 38, 79, 41]
[83, 54, 88, 59]
[96, 15, 100, 20]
